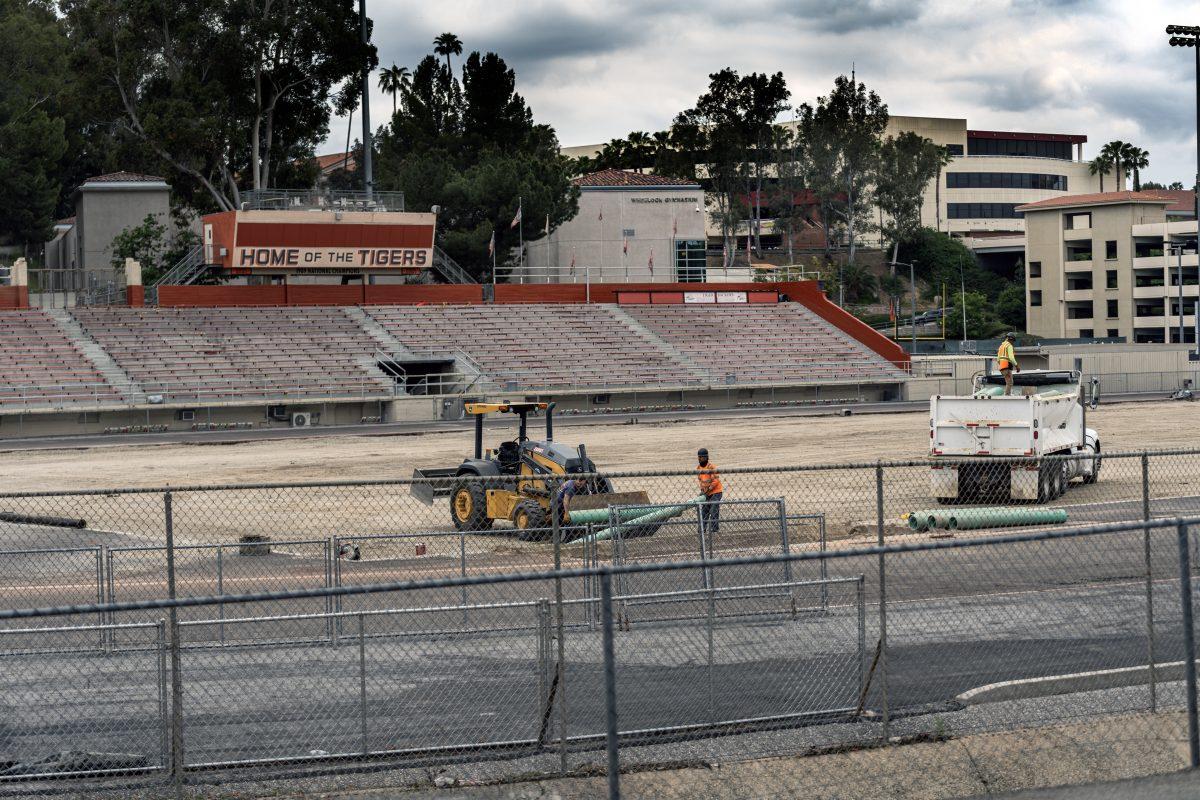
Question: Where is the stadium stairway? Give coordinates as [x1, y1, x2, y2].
[43, 308, 146, 404]
[605, 305, 711, 383]
[343, 306, 415, 358]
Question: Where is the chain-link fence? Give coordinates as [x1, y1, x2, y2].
[2, 516, 1200, 797]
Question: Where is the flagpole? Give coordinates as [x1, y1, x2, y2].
[545, 215, 550, 283]
[518, 197, 524, 285]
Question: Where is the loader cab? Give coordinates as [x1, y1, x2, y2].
[466, 402, 555, 476]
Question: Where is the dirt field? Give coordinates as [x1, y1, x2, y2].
[0, 400, 1192, 492]
[0, 400, 1196, 558]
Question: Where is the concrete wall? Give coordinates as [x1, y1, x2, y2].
[77, 181, 170, 283]
[523, 185, 707, 283]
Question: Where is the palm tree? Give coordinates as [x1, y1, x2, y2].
[1089, 153, 1114, 193]
[433, 32, 463, 78]
[377, 65, 410, 117]
[625, 131, 653, 172]
[1125, 146, 1150, 191]
[1099, 141, 1130, 189]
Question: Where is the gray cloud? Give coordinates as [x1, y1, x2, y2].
[1091, 82, 1196, 141]
[774, 0, 926, 33]
[976, 68, 1083, 113]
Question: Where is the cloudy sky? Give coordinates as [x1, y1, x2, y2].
[332, 0, 1197, 184]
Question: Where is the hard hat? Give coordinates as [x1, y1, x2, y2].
[697, 448, 709, 457]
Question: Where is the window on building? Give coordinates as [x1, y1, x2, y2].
[946, 203, 1023, 219]
[1079, 329, 1093, 339]
[1107, 329, 1119, 338]
[1105, 240, 1117, 260]
[1107, 299, 1119, 318]
[944, 144, 964, 156]
[674, 239, 707, 282]
[1029, 261, 1042, 278]
[967, 137, 1073, 160]
[622, 228, 636, 238]
[1106, 270, 1118, 289]
[945, 172, 1067, 190]
[1030, 290, 1042, 306]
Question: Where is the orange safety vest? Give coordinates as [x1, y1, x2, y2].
[697, 463, 723, 496]
[997, 340, 1016, 371]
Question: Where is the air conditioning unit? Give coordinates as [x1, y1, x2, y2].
[291, 412, 312, 428]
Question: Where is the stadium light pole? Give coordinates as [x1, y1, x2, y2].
[1166, 24, 1200, 229]
[359, 0, 374, 201]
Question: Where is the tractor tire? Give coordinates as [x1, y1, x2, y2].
[1036, 463, 1052, 504]
[514, 500, 550, 541]
[450, 481, 491, 532]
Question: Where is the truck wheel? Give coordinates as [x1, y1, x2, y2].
[450, 481, 491, 532]
[1037, 464, 1052, 504]
[1051, 463, 1067, 499]
[514, 500, 549, 541]
[1083, 445, 1101, 484]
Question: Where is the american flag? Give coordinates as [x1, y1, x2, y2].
[487, 230, 495, 257]
[569, 247, 576, 276]
[648, 248, 654, 274]
[623, 237, 628, 255]
[543, 215, 550, 235]
[510, 205, 522, 229]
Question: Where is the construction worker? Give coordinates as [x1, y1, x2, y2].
[555, 475, 589, 526]
[696, 448, 723, 536]
[997, 333, 1020, 395]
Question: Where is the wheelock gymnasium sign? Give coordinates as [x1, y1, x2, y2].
[200, 209, 437, 275]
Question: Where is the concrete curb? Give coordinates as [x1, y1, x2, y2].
[957, 660, 1186, 705]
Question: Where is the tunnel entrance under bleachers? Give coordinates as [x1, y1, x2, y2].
[377, 356, 459, 396]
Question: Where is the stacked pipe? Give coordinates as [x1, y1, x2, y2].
[579, 495, 707, 543]
[907, 506, 1068, 532]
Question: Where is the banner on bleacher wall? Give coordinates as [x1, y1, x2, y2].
[683, 291, 748, 304]
[234, 246, 432, 273]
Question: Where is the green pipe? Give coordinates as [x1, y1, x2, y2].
[567, 505, 664, 526]
[907, 510, 941, 532]
[582, 495, 707, 543]
[947, 507, 1068, 531]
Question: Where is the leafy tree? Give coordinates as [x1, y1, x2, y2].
[0, 0, 69, 250]
[995, 282, 1026, 331]
[1169, 181, 1185, 191]
[1141, 181, 1167, 190]
[875, 132, 950, 268]
[673, 69, 788, 267]
[61, 0, 374, 211]
[378, 64, 411, 117]
[109, 214, 166, 274]
[375, 47, 577, 281]
[946, 291, 1006, 340]
[840, 261, 877, 304]
[798, 74, 888, 301]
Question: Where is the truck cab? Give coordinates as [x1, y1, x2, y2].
[930, 370, 1100, 504]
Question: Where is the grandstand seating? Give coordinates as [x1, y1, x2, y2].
[365, 304, 703, 388]
[0, 303, 906, 411]
[70, 307, 394, 402]
[624, 303, 908, 383]
[0, 309, 122, 405]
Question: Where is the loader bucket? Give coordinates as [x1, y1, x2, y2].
[410, 467, 460, 505]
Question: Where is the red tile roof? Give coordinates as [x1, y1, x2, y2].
[315, 152, 356, 173]
[572, 169, 698, 188]
[1015, 191, 1176, 212]
[82, 172, 166, 184]
[1157, 189, 1197, 214]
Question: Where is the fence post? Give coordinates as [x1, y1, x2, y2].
[157, 619, 169, 771]
[552, 480, 569, 774]
[165, 492, 185, 797]
[358, 613, 368, 755]
[600, 571, 621, 800]
[875, 462, 890, 743]
[1142, 453, 1157, 711]
[460, 530, 469, 625]
[778, 498, 793, 586]
[96, 545, 107, 652]
[217, 545, 226, 647]
[706, 584, 716, 723]
[1177, 521, 1199, 768]
[856, 575, 867, 705]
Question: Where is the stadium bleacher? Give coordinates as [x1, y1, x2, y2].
[0, 302, 906, 411]
[0, 309, 122, 406]
[624, 303, 909, 383]
[70, 306, 394, 403]
[365, 304, 702, 388]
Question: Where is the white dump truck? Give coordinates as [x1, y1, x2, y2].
[929, 370, 1101, 504]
